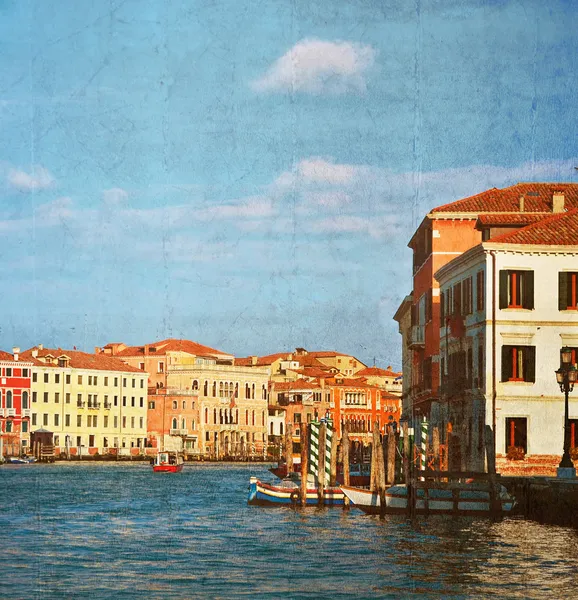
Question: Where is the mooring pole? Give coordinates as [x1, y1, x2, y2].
[300, 424, 309, 507]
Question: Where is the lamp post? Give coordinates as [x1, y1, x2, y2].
[555, 347, 577, 478]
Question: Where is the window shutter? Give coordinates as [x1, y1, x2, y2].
[440, 291, 445, 322]
[499, 270, 508, 309]
[501, 346, 512, 382]
[559, 272, 568, 310]
[523, 271, 534, 309]
[525, 346, 536, 383]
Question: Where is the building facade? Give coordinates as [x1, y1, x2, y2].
[100, 339, 270, 457]
[434, 208, 578, 475]
[0, 348, 32, 457]
[22, 346, 148, 456]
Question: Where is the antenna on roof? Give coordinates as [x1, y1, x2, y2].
[373, 357, 376, 367]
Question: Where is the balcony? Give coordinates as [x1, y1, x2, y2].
[7, 408, 16, 417]
[87, 402, 101, 410]
[22, 409, 31, 418]
[170, 428, 188, 436]
[103, 402, 112, 409]
[409, 325, 425, 348]
[77, 401, 85, 408]
[0, 408, 4, 416]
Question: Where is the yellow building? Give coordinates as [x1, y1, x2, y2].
[22, 345, 148, 456]
[98, 339, 270, 457]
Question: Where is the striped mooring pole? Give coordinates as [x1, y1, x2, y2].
[420, 419, 428, 472]
[309, 419, 333, 480]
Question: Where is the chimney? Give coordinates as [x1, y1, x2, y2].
[553, 191, 565, 213]
[387, 365, 392, 371]
[519, 195, 525, 212]
[251, 356, 257, 366]
[144, 345, 149, 355]
[31, 348, 38, 358]
[94, 346, 101, 355]
[12, 347, 20, 361]
[38, 344, 43, 351]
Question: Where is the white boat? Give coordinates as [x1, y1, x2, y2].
[248, 476, 345, 506]
[341, 482, 515, 516]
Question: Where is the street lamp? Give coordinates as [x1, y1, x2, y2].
[555, 347, 577, 477]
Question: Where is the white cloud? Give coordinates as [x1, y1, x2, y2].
[102, 187, 129, 206]
[35, 197, 75, 222]
[311, 215, 402, 239]
[251, 39, 377, 95]
[8, 165, 55, 191]
[198, 196, 275, 220]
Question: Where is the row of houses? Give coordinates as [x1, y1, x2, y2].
[0, 340, 402, 459]
[394, 182, 578, 475]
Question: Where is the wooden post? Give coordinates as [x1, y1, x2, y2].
[387, 423, 396, 485]
[432, 426, 440, 471]
[300, 424, 309, 507]
[371, 423, 382, 493]
[284, 423, 293, 473]
[329, 424, 338, 487]
[375, 423, 387, 511]
[402, 421, 410, 486]
[484, 424, 502, 518]
[342, 422, 350, 487]
[317, 422, 326, 504]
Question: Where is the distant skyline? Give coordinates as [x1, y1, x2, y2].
[1, 0, 577, 369]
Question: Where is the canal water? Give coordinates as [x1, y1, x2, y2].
[1, 463, 577, 599]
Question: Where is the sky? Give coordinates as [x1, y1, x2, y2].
[1, 0, 577, 369]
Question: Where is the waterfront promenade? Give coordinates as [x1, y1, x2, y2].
[1, 462, 577, 599]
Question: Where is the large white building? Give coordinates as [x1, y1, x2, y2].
[434, 209, 578, 475]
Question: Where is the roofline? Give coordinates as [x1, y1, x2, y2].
[393, 294, 413, 322]
[434, 244, 486, 283]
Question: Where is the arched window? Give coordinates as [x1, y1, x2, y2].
[251, 384, 255, 399]
[245, 383, 250, 398]
[212, 381, 217, 397]
[204, 380, 208, 396]
[181, 418, 186, 429]
[262, 385, 267, 400]
[270, 422, 274, 435]
[262, 411, 265, 426]
[252, 410, 255, 426]
[245, 409, 249, 425]
[6, 391, 12, 409]
[219, 409, 223, 425]
[172, 418, 177, 430]
[22, 391, 28, 409]
[280, 422, 284, 436]
[205, 408, 209, 424]
[235, 409, 239, 424]
[213, 408, 217, 423]
[192, 380, 199, 391]
[219, 382, 224, 398]
[224, 382, 229, 397]
[6, 420, 12, 433]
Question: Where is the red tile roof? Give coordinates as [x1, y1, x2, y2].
[297, 367, 335, 378]
[487, 208, 578, 246]
[112, 338, 231, 359]
[475, 214, 546, 226]
[307, 351, 349, 358]
[21, 347, 145, 373]
[355, 367, 401, 378]
[432, 183, 578, 214]
[235, 352, 291, 367]
[272, 380, 321, 391]
[0, 350, 34, 364]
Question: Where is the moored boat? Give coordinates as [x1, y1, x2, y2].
[341, 482, 515, 516]
[152, 451, 184, 473]
[248, 476, 345, 506]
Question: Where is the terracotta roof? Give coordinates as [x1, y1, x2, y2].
[111, 338, 231, 359]
[235, 352, 291, 367]
[21, 347, 145, 373]
[307, 351, 349, 358]
[272, 380, 321, 391]
[0, 350, 34, 364]
[325, 377, 374, 388]
[487, 208, 578, 246]
[432, 183, 578, 214]
[381, 390, 401, 400]
[296, 367, 335, 378]
[355, 367, 402, 378]
[475, 213, 546, 226]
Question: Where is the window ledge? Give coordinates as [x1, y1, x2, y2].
[501, 381, 534, 386]
[501, 308, 534, 312]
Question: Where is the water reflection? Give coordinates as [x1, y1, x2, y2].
[1, 463, 577, 599]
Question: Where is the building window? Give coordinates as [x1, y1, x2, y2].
[148, 401, 155, 409]
[140, 397, 144, 407]
[54, 414, 59, 427]
[140, 379, 144, 389]
[104, 377, 108, 386]
[44, 373, 49, 383]
[93, 416, 98, 428]
[32, 413, 37, 426]
[131, 397, 135, 407]
[65, 393, 70, 404]
[294, 413, 301, 424]
[55, 373, 60, 384]
[55, 392, 60, 403]
[77, 415, 82, 427]
[499, 270, 534, 309]
[172, 417, 178, 430]
[172, 401, 177, 409]
[131, 417, 135, 428]
[78, 375, 83, 384]
[44, 392, 48, 403]
[453, 282, 462, 315]
[463, 277, 473, 315]
[114, 377, 118, 387]
[104, 416, 108, 428]
[66, 374, 71, 384]
[158, 362, 164, 374]
[32, 391, 37, 403]
[505, 417, 527, 454]
[476, 270, 485, 311]
[140, 417, 144, 429]
[123, 396, 127, 407]
[570, 419, 578, 449]
[501, 346, 535, 382]
[114, 416, 118, 428]
[559, 272, 578, 310]
[132, 379, 136, 388]
[22, 391, 29, 409]
[22, 421, 28, 433]
[33, 372, 37, 382]
[122, 416, 127, 428]
[43, 414, 48, 426]
[65, 414, 70, 426]
[6, 421, 12, 433]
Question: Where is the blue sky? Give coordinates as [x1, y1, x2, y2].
[1, 0, 577, 368]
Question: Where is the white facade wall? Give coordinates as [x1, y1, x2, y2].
[437, 244, 578, 461]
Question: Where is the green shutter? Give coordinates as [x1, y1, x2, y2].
[499, 270, 508, 309]
[525, 346, 536, 383]
[559, 272, 568, 310]
[501, 346, 512, 382]
[523, 271, 534, 309]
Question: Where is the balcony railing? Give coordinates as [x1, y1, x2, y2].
[103, 402, 112, 409]
[7, 408, 16, 417]
[22, 409, 31, 418]
[170, 428, 188, 436]
[87, 402, 101, 410]
[0, 408, 4, 416]
[77, 401, 85, 408]
[409, 325, 425, 347]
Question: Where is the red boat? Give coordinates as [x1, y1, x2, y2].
[152, 451, 184, 473]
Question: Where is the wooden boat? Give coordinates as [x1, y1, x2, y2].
[152, 451, 184, 473]
[341, 482, 515, 516]
[5, 456, 34, 464]
[248, 476, 345, 506]
[269, 461, 370, 487]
